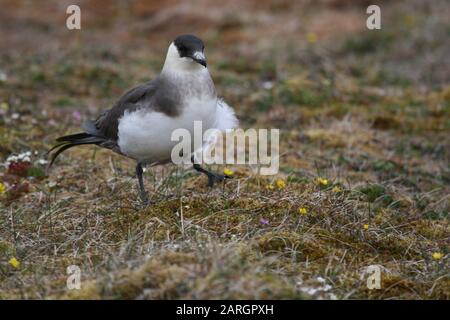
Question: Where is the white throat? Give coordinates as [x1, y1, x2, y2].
[162, 43, 207, 74]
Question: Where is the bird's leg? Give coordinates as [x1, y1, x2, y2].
[191, 156, 231, 187]
[136, 163, 149, 204]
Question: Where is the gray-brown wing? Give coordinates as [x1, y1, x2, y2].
[92, 80, 159, 140]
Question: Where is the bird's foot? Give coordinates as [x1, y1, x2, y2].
[139, 192, 151, 206]
[206, 172, 232, 188]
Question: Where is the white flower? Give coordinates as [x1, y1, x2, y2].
[297, 277, 335, 299]
[47, 181, 57, 188]
[0, 71, 7, 82]
[322, 284, 332, 291]
[262, 81, 274, 90]
[37, 159, 48, 165]
[317, 276, 326, 283]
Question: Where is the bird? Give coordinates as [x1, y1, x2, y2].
[47, 34, 239, 204]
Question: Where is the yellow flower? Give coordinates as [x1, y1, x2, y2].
[298, 207, 308, 215]
[432, 252, 444, 261]
[266, 184, 275, 191]
[363, 224, 369, 230]
[332, 186, 341, 193]
[9, 257, 20, 268]
[0, 182, 6, 194]
[276, 179, 286, 190]
[317, 177, 328, 186]
[223, 168, 234, 177]
[403, 15, 415, 27]
[306, 32, 318, 43]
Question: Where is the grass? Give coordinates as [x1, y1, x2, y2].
[0, 0, 449, 299]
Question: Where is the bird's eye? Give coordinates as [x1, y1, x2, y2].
[177, 46, 187, 57]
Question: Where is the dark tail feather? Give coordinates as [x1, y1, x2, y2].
[56, 132, 92, 143]
[47, 142, 85, 169]
[47, 132, 105, 171]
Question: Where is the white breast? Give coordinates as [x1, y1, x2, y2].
[117, 97, 217, 164]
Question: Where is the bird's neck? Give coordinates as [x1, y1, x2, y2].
[161, 63, 210, 78]
[160, 43, 216, 99]
[161, 67, 216, 100]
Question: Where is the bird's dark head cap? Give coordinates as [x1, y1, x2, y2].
[173, 34, 206, 67]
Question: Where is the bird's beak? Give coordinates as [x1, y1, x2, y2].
[192, 52, 207, 68]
